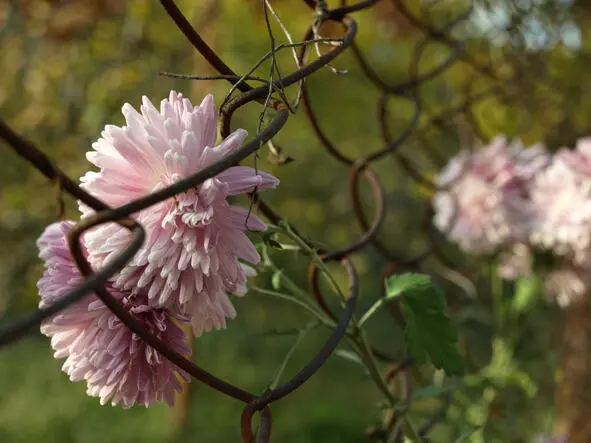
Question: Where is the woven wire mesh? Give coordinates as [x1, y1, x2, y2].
[0, 0, 568, 441]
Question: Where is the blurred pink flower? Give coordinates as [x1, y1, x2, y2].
[558, 137, 591, 176]
[497, 243, 533, 280]
[530, 139, 591, 266]
[433, 135, 548, 254]
[495, 244, 591, 307]
[79, 91, 279, 335]
[37, 221, 191, 408]
[544, 262, 591, 307]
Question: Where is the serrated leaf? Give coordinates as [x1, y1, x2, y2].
[385, 273, 431, 300]
[390, 273, 464, 376]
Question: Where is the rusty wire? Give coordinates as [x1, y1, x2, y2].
[0, 0, 558, 441]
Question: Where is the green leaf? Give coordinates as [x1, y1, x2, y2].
[481, 338, 538, 398]
[268, 239, 283, 250]
[360, 273, 433, 327]
[277, 243, 301, 251]
[259, 230, 276, 243]
[259, 230, 294, 251]
[452, 425, 480, 443]
[387, 273, 464, 376]
[512, 275, 543, 313]
[333, 349, 364, 366]
[271, 270, 283, 290]
[385, 273, 431, 300]
[402, 416, 422, 443]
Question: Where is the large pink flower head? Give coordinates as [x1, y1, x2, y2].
[433, 135, 548, 254]
[37, 221, 191, 408]
[79, 91, 279, 335]
[529, 139, 591, 266]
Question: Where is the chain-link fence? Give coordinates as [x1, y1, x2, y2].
[0, 1, 579, 441]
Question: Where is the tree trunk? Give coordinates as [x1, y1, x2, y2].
[553, 299, 591, 442]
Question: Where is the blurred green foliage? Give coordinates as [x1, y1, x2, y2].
[0, 0, 589, 442]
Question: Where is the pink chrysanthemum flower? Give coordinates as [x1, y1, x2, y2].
[37, 221, 191, 408]
[79, 91, 279, 335]
[530, 139, 591, 266]
[433, 135, 548, 254]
